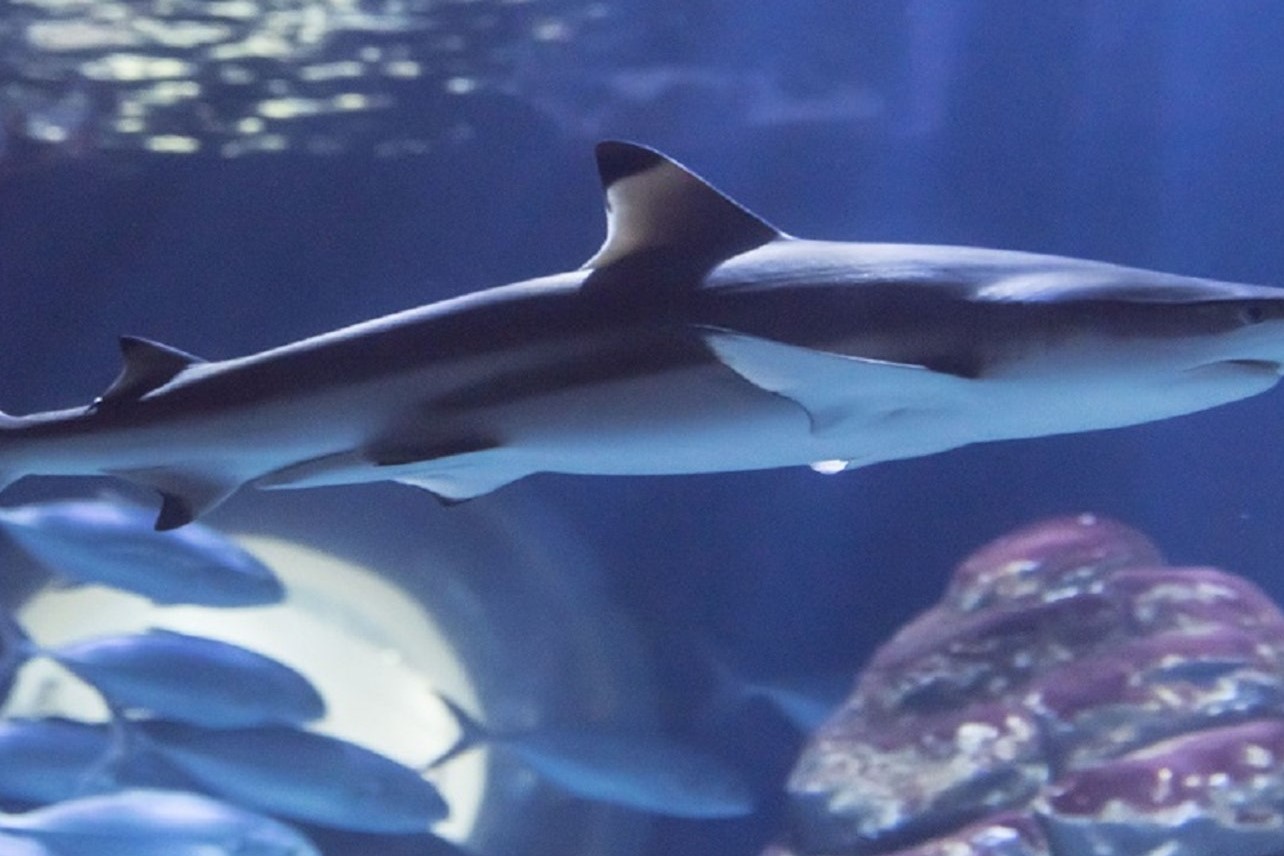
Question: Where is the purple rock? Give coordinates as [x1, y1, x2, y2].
[788, 699, 1047, 854]
[766, 813, 1050, 856]
[1045, 719, 1284, 815]
[945, 514, 1163, 613]
[1034, 624, 1284, 769]
[1107, 567, 1284, 635]
[882, 814, 1050, 856]
[1041, 720, 1284, 856]
[775, 516, 1284, 856]
[863, 592, 1124, 717]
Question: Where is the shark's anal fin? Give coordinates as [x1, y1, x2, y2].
[94, 337, 206, 410]
[582, 141, 785, 270]
[700, 327, 971, 436]
[107, 466, 240, 530]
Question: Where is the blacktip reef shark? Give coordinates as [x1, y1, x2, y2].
[3, 142, 1284, 529]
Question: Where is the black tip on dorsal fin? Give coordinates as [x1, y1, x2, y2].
[95, 336, 206, 410]
[595, 140, 669, 189]
[583, 141, 784, 270]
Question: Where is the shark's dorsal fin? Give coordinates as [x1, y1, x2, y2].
[582, 141, 784, 270]
[97, 336, 206, 408]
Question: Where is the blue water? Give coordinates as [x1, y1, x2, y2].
[3, 2, 1284, 854]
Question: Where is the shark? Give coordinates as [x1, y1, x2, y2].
[2, 141, 1283, 529]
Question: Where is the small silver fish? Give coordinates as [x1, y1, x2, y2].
[0, 498, 283, 605]
[0, 616, 325, 728]
[140, 721, 449, 833]
[0, 718, 118, 805]
[0, 831, 52, 856]
[432, 695, 755, 818]
[0, 717, 193, 806]
[51, 628, 326, 728]
[0, 789, 319, 856]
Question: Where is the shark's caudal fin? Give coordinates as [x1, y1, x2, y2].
[582, 141, 786, 270]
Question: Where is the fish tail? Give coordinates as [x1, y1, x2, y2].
[694, 639, 755, 726]
[0, 608, 34, 689]
[425, 693, 485, 770]
[0, 607, 29, 649]
[83, 702, 135, 792]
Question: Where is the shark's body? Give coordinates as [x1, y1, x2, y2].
[3, 142, 1284, 528]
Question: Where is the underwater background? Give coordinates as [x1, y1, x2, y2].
[3, 2, 1284, 855]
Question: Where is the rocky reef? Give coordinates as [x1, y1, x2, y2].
[772, 514, 1284, 856]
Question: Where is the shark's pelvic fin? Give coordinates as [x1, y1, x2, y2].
[701, 328, 971, 436]
[393, 466, 529, 504]
[97, 336, 207, 409]
[582, 141, 785, 270]
[107, 465, 240, 530]
[376, 435, 531, 502]
[254, 436, 529, 502]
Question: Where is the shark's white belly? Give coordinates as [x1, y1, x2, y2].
[493, 335, 1283, 481]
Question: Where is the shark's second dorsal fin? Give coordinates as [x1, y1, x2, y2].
[582, 142, 784, 270]
[97, 336, 206, 408]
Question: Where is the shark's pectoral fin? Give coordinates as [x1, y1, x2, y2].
[701, 327, 971, 436]
[107, 466, 240, 530]
[582, 142, 784, 270]
[95, 337, 206, 410]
